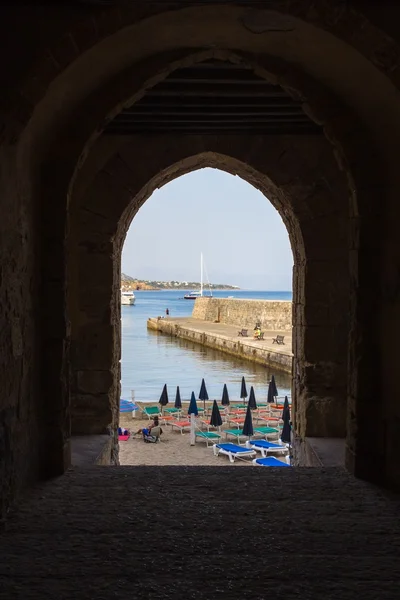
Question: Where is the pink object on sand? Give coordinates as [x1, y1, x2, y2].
[118, 434, 130, 441]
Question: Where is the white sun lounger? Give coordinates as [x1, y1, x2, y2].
[245, 439, 289, 458]
[213, 443, 256, 463]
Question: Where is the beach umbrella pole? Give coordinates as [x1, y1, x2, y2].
[190, 414, 196, 446]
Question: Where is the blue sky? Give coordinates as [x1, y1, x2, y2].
[122, 168, 293, 290]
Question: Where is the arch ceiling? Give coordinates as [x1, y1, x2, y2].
[104, 59, 322, 136]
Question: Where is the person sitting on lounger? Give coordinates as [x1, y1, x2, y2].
[135, 416, 163, 441]
[118, 427, 129, 436]
[149, 416, 163, 440]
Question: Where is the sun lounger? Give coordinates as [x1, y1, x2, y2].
[253, 456, 291, 467]
[245, 439, 288, 457]
[196, 431, 221, 447]
[164, 407, 181, 416]
[142, 405, 162, 420]
[256, 415, 282, 425]
[224, 429, 248, 441]
[170, 420, 191, 434]
[160, 415, 176, 425]
[199, 419, 221, 431]
[271, 402, 292, 409]
[213, 443, 256, 463]
[227, 418, 245, 428]
[253, 426, 280, 439]
[143, 434, 158, 443]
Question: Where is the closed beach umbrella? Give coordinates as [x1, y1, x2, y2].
[282, 396, 290, 421]
[199, 378, 209, 412]
[174, 386, 182, 409]
[210, 400, 222, 429]
[242, 402, 254, 438]
[221, 384, 230, 406]
[188, 391, 198, 447]
[188, 391, 199, 416]
[271, 375, 278, 397]
[248, 386, 257, 410]
[240, 376, 248, 403]
[159, 384, 169, 409]
[267, 381, 275, 404]
[281, 405, 291, 445]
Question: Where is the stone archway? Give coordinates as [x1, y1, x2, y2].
[2, 2, 400, 516]
[69, 132, 350, 466]
[31, 38, 391, 484]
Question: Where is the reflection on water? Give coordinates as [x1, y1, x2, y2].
[121, 290, 292, 403]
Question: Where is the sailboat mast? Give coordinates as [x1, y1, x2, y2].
[200, 252, 203, 297]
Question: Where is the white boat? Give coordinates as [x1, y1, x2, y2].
[121, 290, 136, 305]
[184, 290, 202, 300]
[184, 253, 213, 300]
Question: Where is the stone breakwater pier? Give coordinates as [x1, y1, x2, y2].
[147, 297, 293, 373]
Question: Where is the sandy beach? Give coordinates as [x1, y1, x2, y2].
[119, 415, 251, 466]
[119, 409, 288, 467]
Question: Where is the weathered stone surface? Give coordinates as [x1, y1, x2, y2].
[148, 317, 293, 372]
[2, 0, 400, 523]
[76, 370, 114, 395]
[192, 297, 292, 331]
[0, 466, 399, 599]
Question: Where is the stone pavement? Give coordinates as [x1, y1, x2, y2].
[163, 317, 293, 355]
[0, 466, 399, 599]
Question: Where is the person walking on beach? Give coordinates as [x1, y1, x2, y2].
[166, 308, 169, 316]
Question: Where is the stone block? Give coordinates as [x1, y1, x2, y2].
[303, 395, 347, 438]
[192, 297, 292, 331]
[49, 33, 79, 70]
[77, 370, 114, 394]
[74, 324, 117, 370]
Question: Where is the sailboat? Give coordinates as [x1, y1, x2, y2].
[184, 253, 212, 300]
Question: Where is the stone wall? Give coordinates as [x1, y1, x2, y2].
[147, 318, 292, 372]
[1, 0, 400, 522]
[192, 297, 292, 332]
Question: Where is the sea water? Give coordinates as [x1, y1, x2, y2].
[121, 289, 292, 404]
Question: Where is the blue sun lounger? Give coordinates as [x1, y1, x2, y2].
[253, 456, 291, 467]
[213, 443, 256, 463]
[245, 440, 289, 458]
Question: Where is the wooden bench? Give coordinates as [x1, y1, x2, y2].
[272, 335, 285, 344]
[238, 329, 248, 337]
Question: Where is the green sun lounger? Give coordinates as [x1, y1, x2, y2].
[253, 426, 280, 438]
[142, 406, 162, 419]
[196, 431, 221, 447]
[224, 429, 249, 440]
[164, 407, 181, 415]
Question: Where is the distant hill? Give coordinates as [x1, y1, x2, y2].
[121, 273, 239, 291]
